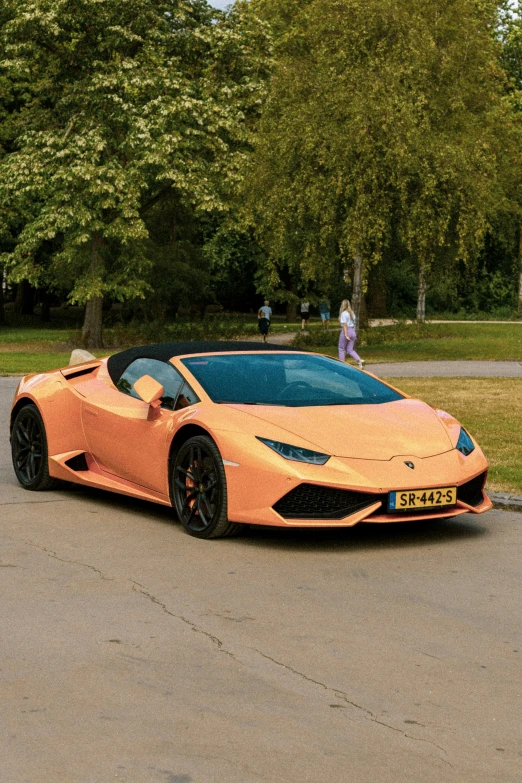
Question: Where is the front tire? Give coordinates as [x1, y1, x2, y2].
[171, 435, 241, 539]
[11, 404, 59, 491]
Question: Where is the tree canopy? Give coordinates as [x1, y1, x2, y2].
[0, 0, 270, 344]
[245, 0, 517, 320]
[1, 0, 521, 331]
[498, 1, 522, 310]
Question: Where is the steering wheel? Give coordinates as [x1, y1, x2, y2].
[277, 381, 313, 400]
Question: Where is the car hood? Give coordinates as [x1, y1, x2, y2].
[227, 399, 454, 460]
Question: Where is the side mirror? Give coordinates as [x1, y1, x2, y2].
[134, 375, 164, 408]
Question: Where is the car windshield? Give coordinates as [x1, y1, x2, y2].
[181, 353, 404, 407]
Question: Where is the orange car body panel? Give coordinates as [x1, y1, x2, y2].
[10, 350, 492, 527]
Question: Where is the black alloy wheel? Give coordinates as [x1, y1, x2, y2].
[171, 435, 240, 539]
[11, 404, 58, 491]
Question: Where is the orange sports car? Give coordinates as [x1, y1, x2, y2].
[10, 341, 491, 538]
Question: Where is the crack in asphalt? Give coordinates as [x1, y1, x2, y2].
[18, 539, 114, 581]
[8, 536, 236, 660]
[253, 649, 453, 767]
[8, 536, 450, 765]
[130, 581, 237, 660]
[415, 649, 443, 661]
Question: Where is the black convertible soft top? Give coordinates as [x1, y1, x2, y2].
[107, 341, 303, 385]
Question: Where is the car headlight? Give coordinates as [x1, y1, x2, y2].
[256, 437, 330, 465]
[456, 427, 475, 456]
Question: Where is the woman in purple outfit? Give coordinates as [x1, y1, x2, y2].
[338, 299, 365, 369]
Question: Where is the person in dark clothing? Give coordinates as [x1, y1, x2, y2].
[258, 299, 272, 343]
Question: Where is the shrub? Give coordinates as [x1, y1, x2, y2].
[292, 321, 456, 349]
[104, 316, 260, 347]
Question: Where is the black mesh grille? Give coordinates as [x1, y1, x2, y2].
[457, 472, 486, 507]
[273, 483, 382, 520]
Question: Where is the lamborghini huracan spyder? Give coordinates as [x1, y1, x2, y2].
[10, 342, 491, 538]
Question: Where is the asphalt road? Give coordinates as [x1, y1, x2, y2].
[366, 360, 522, 378]
[1, 376, 521, 783]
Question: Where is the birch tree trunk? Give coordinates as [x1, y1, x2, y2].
[416, 264, 427, 322]
[352, 251, 363, 328]
[0, 267, 5, 325]
[518, 222, 522, 314]
[81, 234, 104, 349]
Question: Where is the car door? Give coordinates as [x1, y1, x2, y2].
[81, 358, 195, 494]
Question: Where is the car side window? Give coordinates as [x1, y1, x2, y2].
[117, 358, 186, 410]
[174, 382, 200, 410]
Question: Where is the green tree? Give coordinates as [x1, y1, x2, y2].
[498, 1, 522, 312]
[0, 0, 270, 346]
[246, 0, 513, 323]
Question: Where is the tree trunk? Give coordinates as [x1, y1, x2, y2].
[81, 234, 104, 349]
[0, 267, 5, 325]
[82, 297, 103, 348]
[13, 280, 35, 315]
[352, 252, 363, 327]
[416, 264, 427, 322]
[518, 222, 522, 314]
[40, 290, 51, 322]
[286, 278, 299, 322]
[286, 300, 297, 321]
[367, 259, 387, 317]
[359, 286, 368, 328]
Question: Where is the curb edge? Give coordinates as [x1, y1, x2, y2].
[489, 492, 522, 513]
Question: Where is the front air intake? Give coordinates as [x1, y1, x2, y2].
[61, 365, 98, 380]
[273, 483, 382, 520]
[457, 472, 486, 507]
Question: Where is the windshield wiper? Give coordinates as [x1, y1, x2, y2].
[321, 401, 360, 406]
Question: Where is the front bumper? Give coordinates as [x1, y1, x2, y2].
[217, 432, 492, 527]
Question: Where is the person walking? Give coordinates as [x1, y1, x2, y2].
[258, 299, 272, 343]
[319, 299, 330, 329]
[338, 299, 364, 369]
[300, 300, 310, 331]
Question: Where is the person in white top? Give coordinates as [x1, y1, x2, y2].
[300, 300, 310, 331]
[258, 299, 272, 343]
[338, 299, 364, 369]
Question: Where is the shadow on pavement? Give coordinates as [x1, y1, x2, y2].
[64, 482, 489, 552]
[239, 516, 489, 553]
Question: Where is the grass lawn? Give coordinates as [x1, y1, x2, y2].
[0, 352, 110, 374]
[0, 327, 72, 343]
[388, 377, 522, 496]
[303, 322, 522, 362]
[2, 321, 522, 370]
[363, 323, 522, 362]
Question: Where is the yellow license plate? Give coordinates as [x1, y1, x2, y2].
[389, 487, 457, 512]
